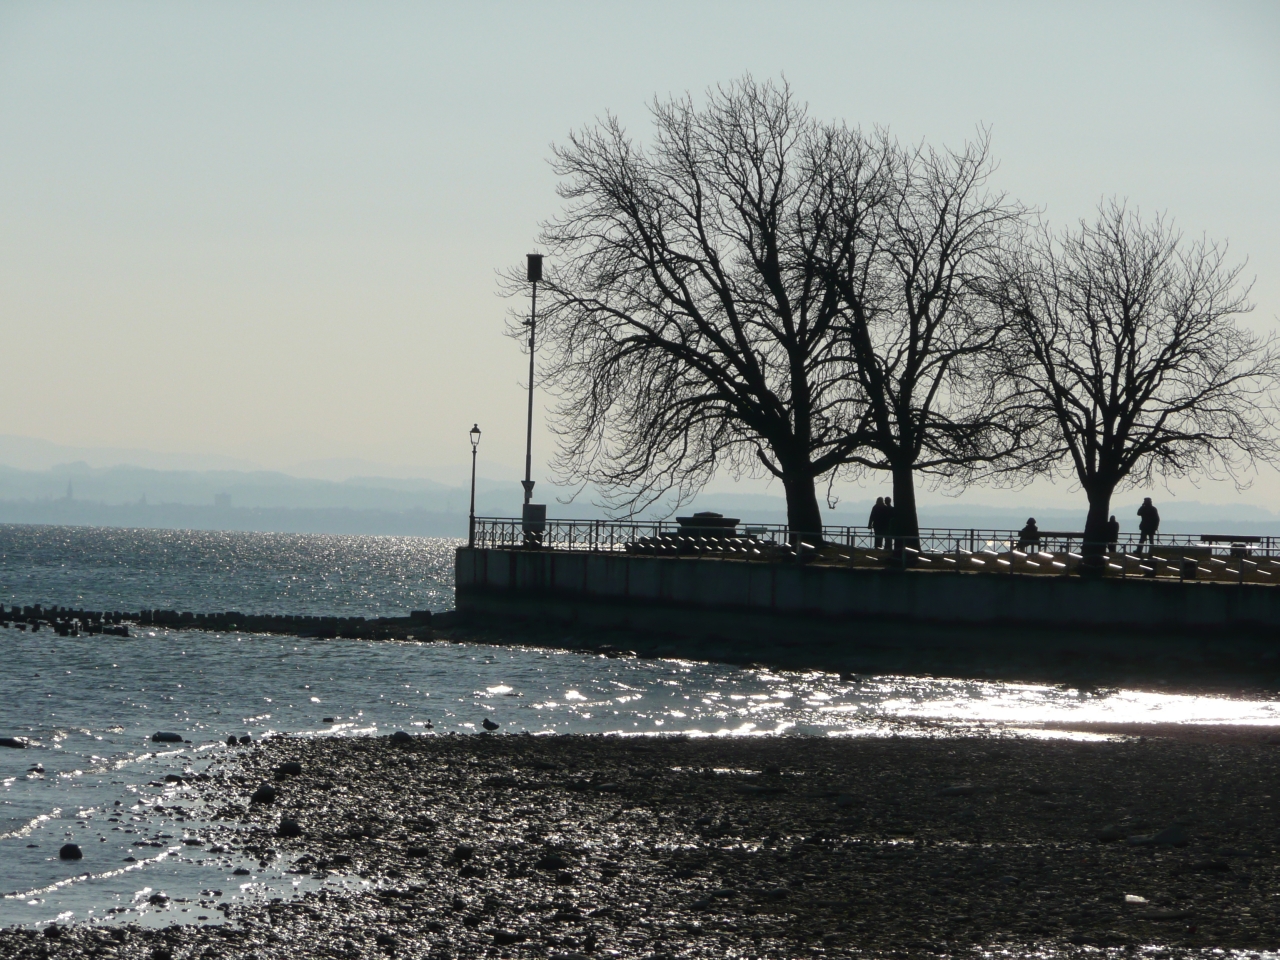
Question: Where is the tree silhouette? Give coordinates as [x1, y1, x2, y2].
[824, 132, 1033, 545]
[519, 78, 891, 533]
[995, 201, 1280, 563]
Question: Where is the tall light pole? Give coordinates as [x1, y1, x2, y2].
[468, 423, 481, 548]
[521, 254, 542, 505]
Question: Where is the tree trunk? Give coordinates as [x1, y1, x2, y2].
[1079, 485, 1114, 572]
[890, 462, 920, 549]
[781, 471, 824, 541]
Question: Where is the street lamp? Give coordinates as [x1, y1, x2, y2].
[521, 253, 543, 506]
[468, 423, 481, 548]
[520, 254, 547, 546]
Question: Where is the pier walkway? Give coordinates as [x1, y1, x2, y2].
[471, 517, 1280, 585]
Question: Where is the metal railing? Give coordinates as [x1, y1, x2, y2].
[469, 516, 1280, 584]
[471, 516, 1279, 558]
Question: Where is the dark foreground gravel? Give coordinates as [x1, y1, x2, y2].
[4, 729, 1279, 959]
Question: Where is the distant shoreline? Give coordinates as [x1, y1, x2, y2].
[0, 506, 468, 538]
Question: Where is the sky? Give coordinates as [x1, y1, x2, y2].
[1, 1, 1277, 514]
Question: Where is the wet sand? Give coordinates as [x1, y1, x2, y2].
[4, 728, 1279, 959]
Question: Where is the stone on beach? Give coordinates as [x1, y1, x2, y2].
[151, 731, 184, 743]
[1129, 823, 1189, 847]
[250, 782, 279, 804]
[58, 843, 83, 860]
[0, 736, 26, 748]
[275, 760, 303, 778]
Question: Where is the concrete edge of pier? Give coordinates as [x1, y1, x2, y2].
[453, 546, 1280, 688]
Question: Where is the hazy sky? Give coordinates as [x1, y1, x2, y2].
[1, 2, 1277, 509]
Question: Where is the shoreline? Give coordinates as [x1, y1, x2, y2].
[434, 615, 1280, 699]
[5, 729, 1278, 958]
[6, 593, 1280, 696]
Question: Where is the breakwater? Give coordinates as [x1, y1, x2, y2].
[454, 547, 1280, 685]
[0, 603, 435, 641]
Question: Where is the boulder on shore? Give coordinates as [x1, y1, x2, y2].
[250, 783, 279, 804]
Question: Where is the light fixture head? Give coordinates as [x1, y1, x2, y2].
[469, 423, 481, 449]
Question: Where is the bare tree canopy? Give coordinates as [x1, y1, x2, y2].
[825, 132, 1033, 543]
[518, 78, 1034, 538]
[512, 79, 1278, 547]
[520, 78, 891, 532]
[995, 200, 1280, 560]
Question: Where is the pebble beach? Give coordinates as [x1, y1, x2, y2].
[5, 726, 1278, 959]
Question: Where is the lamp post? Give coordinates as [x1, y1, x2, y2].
[518, 254, 547, 547]
[468, 423, 481, 548]
[521, 254, 542, 506]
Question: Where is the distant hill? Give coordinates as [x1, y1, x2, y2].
[0, 459, 1277, 537]
[0, 463, 502, 536]
[0, 498, 467, 537]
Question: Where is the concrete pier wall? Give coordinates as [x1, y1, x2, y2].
[454, 547, 1280, 682]
[456, 547, 1280, 632]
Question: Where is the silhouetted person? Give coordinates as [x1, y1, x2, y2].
[1016, 517, 1040, 552]
[1137, 497, 1160, 552]
[883, 497, 896, 551]
[1105, 515, 1120, 554]
[868, 497, 890, 549]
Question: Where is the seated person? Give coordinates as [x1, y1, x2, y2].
[1016, 517, 1040, 552]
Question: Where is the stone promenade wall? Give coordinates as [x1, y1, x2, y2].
[455, 546, 1280, 633]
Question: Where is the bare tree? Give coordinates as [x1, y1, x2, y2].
[518, 78, 891, 533]
[995, 200, 1280, 562]
[824, 133, 1033, 544]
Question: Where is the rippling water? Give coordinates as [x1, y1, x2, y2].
[0, 525, 456, 617]
[2, 525, 1279, 932]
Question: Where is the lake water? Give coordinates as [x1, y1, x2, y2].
[2, 524, 1280, 930]
[0, 524, 456, 617]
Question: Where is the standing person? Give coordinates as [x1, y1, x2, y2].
[1105, 515, 1120, 555]
[868, 497, 888, 550]
[883, 497, 897, 553]
[1137, 498, 1160, 553]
